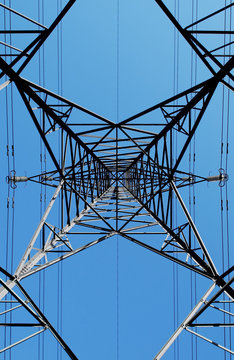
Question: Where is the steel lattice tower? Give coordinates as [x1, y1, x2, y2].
[0, 1, 233, 359]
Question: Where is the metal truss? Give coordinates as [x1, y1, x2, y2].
[0, 0, 233, 358]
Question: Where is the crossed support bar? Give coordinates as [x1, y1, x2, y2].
[0, 181, 233, 357]
[0, 270, 79, 360]
[154, 271, 234, 359]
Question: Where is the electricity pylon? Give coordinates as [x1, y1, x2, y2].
[0, 1, 233, 358]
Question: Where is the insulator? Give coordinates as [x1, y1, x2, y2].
[206, 175, 222, 182]
[6, 171, 28, 188]
[206, 169, 228, 186]
[12, 176, 28, 182]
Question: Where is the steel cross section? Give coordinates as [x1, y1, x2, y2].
[154, 273, 234, 359]
[0, 277, 79, 360]
[15, 79, 113, 174]
[22, 78, 115, 126]
[0, 0, 76, 80]
[170, 181, 217, 275]
[121, 78, 217, 174]
[117, 57, 234, 297]
[0, 185, 117, 293]
[119, 78, 210, 126]
[118, 181, 234, 299]
[0, 56, 115, 181]
[116, 184, 234, 357]
[116, 184, 213, 276]
[0, 184, 121, 354]
[9, 90, 112, 228]
[153, 283, 216, 360]
[153, 0, 234, 89]
[118, 184, 207, 270]
[118, 56, 234, 179]
[0, 55, 118, 234]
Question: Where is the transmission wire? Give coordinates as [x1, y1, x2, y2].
[221, 3, 230, 357]
[116, 1, 120, 359]
[37, 0, 46, 357]
[8, 2, 15, 358]
[3, 0, 10, 356]
[226, 3, 232, 356]
[172, 0, 180, 357]
[189, 1, 196, 358]
[192, 1, 198, 358]
[38, 1, 42, 358]
[56, 1, 63, 358]
[224, 2, 232, 357]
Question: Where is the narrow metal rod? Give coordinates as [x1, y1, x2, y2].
[12, 186, 112, 282]
[14, 181, 63, 277]
[187, 277, 234, 323]
[120, 232, 212, 279]
[0, 41, 27, 54]
[153, 283, 216, 359]
[16, 0, 76, 75]
[119, 184, 213, 275]
[189, 323, 234, 327]
[185, 328, 234, 355]
[170, 181, 218, 276]
[0, 80, 10, 91]
[0, 304, 22, 315]
[16, 281, 79, 359]
[22, 78, 114, 124]
[20, 232, 116, 279]
[185, 3, 234, 29]
[207, 303, 234, 317]
[0, 279, 45, 325]
[0, 3, 47, 29]
[0, 328, 46, 353]
[119, 80, 208, 125]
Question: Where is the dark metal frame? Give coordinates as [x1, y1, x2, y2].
[0, 1, 233, 358]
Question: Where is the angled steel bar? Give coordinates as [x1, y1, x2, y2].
[120, 182, 234, 298]
[119, 79, 209, 126]
[0, 279, 46, 326]
[15, 185, 115, 279]
[120, 232, 212, 279]
[20, 232, 116, 279]
[0, 328, 46, 354]
[14, 80, 112, 170]
[22, 79, 114, 125]
[0, 0, 76, 79]
[0, 185, 116, 305]
[123, 79, 217, 173]
[15, 181, 63, 277]
[171, 181, 218, 276]
[188, 277, 234, 324]
[118, 185, 214, 276]
[153, 0, 234, 82]
[15, 281, 79, 360]
[185, 328, 234, 355]
[185, 3, 234, 30]
[153, 282, 216, 359]
[0, 3, 47, 29]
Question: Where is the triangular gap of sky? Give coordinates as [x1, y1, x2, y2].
[0, 1, 233, 360]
